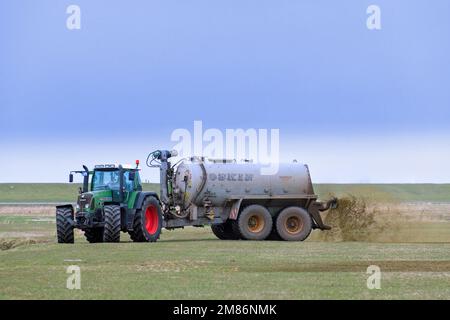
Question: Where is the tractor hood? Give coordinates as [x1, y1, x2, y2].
[76, 190, 115, 212]
[77, 192, 94, 211]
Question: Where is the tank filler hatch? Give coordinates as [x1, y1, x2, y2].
[207, 159, 236, 163]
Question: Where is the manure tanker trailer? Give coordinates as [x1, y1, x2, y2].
[56, 149, 337, 243]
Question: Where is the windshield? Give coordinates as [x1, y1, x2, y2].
[92, 170, 120, 191]
[91, 170, 136, 191]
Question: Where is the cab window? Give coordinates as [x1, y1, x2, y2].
[92, 170, 120, 191]
[123, 171, 134, 192]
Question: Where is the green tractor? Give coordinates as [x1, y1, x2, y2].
[56, 161, 163, 243]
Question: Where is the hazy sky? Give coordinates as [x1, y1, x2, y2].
[1, 1, 450, 183]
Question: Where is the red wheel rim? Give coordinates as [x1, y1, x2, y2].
[145, 205, 159, 234]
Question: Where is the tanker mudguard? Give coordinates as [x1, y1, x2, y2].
[134, 191, 160, 209]
[228, 199, 243, 220]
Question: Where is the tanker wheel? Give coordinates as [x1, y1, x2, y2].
[56, 207, 74, 244]
[266, 214, 282, 241]
[232, 205, 272, 240]
[103, 205, 121, 243]
[211, 220, 240, 240]
[84, 228, 104, 243]
[130, 196, 162, 242]
[276, 207, 312, 241]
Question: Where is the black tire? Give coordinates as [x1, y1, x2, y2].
[84, 228, 104, 243]
[232, 205, 272, 240]
[211, 220, 240, 240]
[129, 197, 162, 242]
[56, 207, 74, 244]
[128, 213, 145, 242]
[103, 205, 121, 242]
[276, 207, 312, 241]
[266, 214, 282, 240]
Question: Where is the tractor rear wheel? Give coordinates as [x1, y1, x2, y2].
[232, 205, 272, 240]
[84, 228, 104, 243]
[211, 220, 239, 240]
[129, 197, 162, 242]
[56, 207, 74, 244]
[276, 207, 312, 241]
[103, 205, 121, 242]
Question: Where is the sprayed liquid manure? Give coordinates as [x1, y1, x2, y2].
[320, 195, 393, 242]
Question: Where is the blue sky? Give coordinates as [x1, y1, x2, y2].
[1, 1, 450, 183]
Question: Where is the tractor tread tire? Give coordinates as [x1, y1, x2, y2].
[103, 205, 121, 243]
[56, 208, 74, 244]
[129, 211, 146, 242]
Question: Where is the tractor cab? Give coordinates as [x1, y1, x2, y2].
[91, 164, 142, 197]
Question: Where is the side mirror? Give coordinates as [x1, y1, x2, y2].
[69, 173, 74, 183]
[129, 171, 135, 181]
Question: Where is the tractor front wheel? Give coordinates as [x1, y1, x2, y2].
[56, 207, 74, 244]
[103, 205, 121, 242]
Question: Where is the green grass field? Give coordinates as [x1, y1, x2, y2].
[0, 221, 449, 300]
[0, 213, 449, 300]
[0, 184, 449, 299]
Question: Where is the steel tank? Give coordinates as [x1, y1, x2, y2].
[172, 159, 315, 207]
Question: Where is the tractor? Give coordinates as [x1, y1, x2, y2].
[56, 161, 163, 243]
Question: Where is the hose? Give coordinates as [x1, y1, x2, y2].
[146, 150, 161, 167]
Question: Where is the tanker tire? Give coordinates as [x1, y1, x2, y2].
[230, 220, 243, 240]
[131, 197, 162, 242]
[276, 207, 312, 241]
[84, 228, 104, 243]
[103, 205, 121, 243]
[56, 208, 74, 244]
[266, 215, 282, 240]
[211, 221, 240, 240]
[235, 205, 272, 241]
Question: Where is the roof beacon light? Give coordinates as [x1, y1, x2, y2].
[136, 159, 140, 168]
